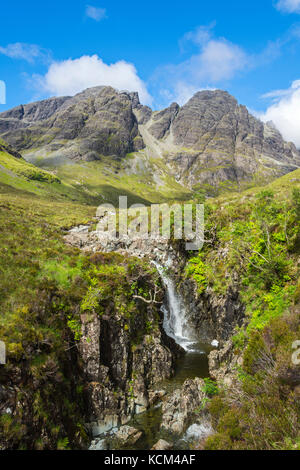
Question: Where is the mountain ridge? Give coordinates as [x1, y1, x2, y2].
[0, 86, 299, 202]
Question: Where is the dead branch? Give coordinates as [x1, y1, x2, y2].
[133, 284, 163, 305]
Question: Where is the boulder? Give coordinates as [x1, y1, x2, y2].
[160, 378, 207, 435]
[114, 426, 143, 446]
[151, 439, 173, 450]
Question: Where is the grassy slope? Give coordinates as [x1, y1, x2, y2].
[0, 138, 299, 449]
[0, 144, 104, 205]
[0, 177, 163, 449]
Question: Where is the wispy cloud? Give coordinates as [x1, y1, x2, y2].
[152, 25, 248, 106]
[85, 5, 107, 21]
[150, 21, 300, 108]
[0, 43, 50, 64]
[33, 54, 152, 105]
[275, 0, 300, 13]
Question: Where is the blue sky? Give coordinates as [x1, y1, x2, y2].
[1, 1, 300, 144]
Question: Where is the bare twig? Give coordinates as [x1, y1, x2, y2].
[133, 285, 163, 305]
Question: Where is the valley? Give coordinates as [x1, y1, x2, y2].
[0, 87, 299, 451]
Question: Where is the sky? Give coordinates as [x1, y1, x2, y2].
[1, 1, 300, 145]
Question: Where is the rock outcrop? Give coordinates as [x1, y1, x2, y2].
[148, 103, 179, 140]
[143, 89, 300, 189]
[180, 278, 245, 344]
[208, 339, 243, 387]
[0, 87, 144, 161]
[79, 304, 181, 437]
[113, 425, 143, 447]
[151, 439, 173, 450]
[0, 138, 23, 159]
[160, 378, 208, 435]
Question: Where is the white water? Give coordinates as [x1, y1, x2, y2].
[153, 260, 198, 352]
[184, 421, 213, 442]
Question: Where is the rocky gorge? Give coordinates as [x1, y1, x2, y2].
[62, 220, 245, 449]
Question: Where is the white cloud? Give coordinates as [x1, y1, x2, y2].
[179, 25, 247, 82]
[260, 80, 300, 147]
[275, 0, 300, 13]
[191, 39, 247, 82]
[170, 83, 202, 106]
[85, 5, 107, 21]
[153, 26, 248, 106]
[36, 54, 152, 105]
[0, 43, 50, 63]
[179, 23, 216, 52]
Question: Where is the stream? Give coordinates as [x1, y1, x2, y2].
[123, 261, 213, 450]
[90, 260, 213, 450]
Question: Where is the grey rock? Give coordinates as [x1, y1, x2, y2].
[148, 102, 179, 139]
[114, 426, 143, 446]
[0, 87, 145, 160]
[0, 96, 70, 122]
[151, 439, 173, 450]
[160, 378, 207, 435]
[184, 421, 213, 442]
[208, 339, 242, 386]
[134, 105, 152, 125]
[1, 87, 299, 193]
[0, 139, 23, 159]
[76, 262, 180, 431]
[180, 270, 245, 343]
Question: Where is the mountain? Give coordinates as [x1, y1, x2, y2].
[0, 86, 299, 201]
[0, 88, 300, 452]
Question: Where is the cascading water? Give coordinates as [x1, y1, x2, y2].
[120, 259, 213, 450]
[153, 260, 199, 352]
[90, 258, 212, 450]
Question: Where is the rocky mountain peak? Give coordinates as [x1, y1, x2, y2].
[187, 89, 238, 106]
[0, 86, 145, 161]
[0, 86, 299, 193]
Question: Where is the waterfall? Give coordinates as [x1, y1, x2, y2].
[153, 260, 196, 352]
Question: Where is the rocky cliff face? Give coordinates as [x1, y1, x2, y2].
[64, 224, 243, 349]
[0, 87, 144, 162]
[80, 305, 181, 437]
[0, 138, 23, 159]
[0, 248, 182, 450]
[179, 277, 245, 344]
[0, 87, 299, 194]
[143, 90, 300, 188]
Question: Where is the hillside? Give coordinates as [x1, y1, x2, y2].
[182, 169, 300, 450]
[0, 156, 299, 449]
[0, 89, 299, 451]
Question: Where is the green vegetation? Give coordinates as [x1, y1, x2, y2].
[184, 170, 300, 450]
[202, 378, 218, 397]
[205, 309, 300, 450]
[186, 171, 300, 337]
[0, 150, 60, 183]
[24, 150, 193, 205]
[0, 178, 161, 449]
[0, 133, 299, 450]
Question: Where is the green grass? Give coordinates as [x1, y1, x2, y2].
[0, 150, 60, 183]
[0, 135, 299, 450]
[0, 179, 163, 449]
[23, 148, 193, 205]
